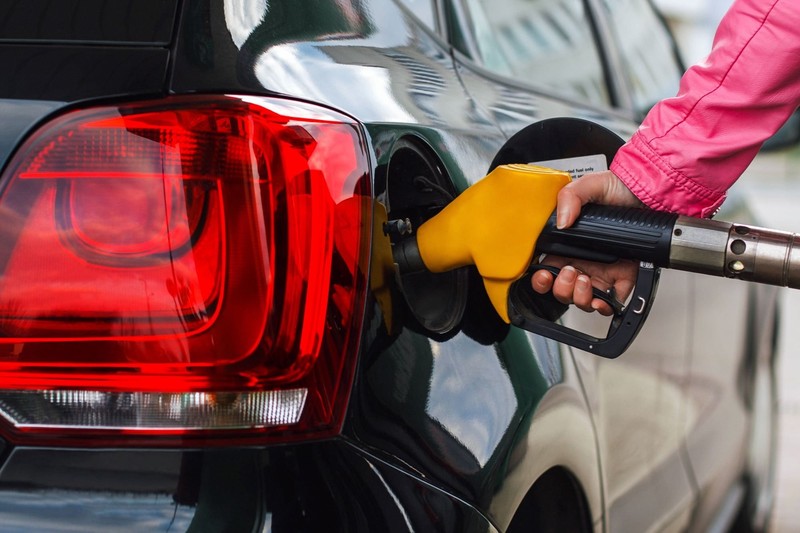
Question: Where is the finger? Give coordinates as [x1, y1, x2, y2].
[573, 274, 595, 312]
[555, 173, 608, 229]
[556, 171, 642, 229]
[551, 265, 578, 305]
[556, 186, 584, 229]
[591, 298, 614, 316]
[613, 277, 637, 304]
[531, 268, 554, 294]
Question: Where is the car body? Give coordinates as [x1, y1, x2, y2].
[0, 0, 779, 532]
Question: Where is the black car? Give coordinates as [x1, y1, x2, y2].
[0, 0, 779, 532]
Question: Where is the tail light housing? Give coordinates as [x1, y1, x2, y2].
[0, 95, 371, 446]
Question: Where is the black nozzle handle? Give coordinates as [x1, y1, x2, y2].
[535, 205, 678, 266]
[509, 261, 661, 358]
[509, 204, 677, 358]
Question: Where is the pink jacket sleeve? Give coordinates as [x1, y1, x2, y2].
[610, 0, 800, 218]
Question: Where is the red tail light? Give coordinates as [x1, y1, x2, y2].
[0, 95, 371, 445]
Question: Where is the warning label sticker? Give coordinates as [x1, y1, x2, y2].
[529, 154, 608, 180]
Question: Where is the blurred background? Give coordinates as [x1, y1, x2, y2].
[653, 1, 800, 530]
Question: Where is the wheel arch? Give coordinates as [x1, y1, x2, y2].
[489, 361, 604, 533]
[506, 466, 594, 533]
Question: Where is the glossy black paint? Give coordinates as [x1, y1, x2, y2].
[171, 1, 496, 125]
[0, 46, 168, 102]
[0, 2, 174, 169]
[0, 0, 178, 45]
[0, 443, 495, 532]
[348, 318, 567, 499]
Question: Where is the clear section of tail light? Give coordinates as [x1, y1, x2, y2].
[0, 95, 371, 445]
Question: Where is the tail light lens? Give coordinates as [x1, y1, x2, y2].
[0, 95, 371, 446]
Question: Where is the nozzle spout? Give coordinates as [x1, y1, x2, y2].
[724, 223, 800, 289]
[670, 216, 800, 289]
[393, 237, 427, 274]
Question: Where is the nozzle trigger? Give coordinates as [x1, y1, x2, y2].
[508, 262, 661, 358]
[530, 264, 625, 317]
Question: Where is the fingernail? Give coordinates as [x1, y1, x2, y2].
[577, 275, 590, 288]
[556, 207, 570, 229]
[561, 265, 576, 282]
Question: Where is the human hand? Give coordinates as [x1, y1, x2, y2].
[553, 170, 642, 229]
[531, 170, 644, 315]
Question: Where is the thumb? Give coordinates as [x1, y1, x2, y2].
[555, 171, 640, 228]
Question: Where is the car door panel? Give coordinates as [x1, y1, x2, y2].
[445, 0, 697, 527]
[569, 269, 695, 532]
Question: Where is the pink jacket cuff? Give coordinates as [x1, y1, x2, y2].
[611, 132, 726, 218]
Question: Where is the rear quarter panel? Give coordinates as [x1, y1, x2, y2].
[171, 0, 606, 527]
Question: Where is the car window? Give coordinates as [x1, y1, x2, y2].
[449, 0, 610, 107]
[397, 0, 438, 30]
[600, 0, 682, 115]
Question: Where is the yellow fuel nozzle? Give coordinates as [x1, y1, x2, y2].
[414, 164, 571, 322]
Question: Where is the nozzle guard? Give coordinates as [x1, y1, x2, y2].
[508, 261, 661, 357]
